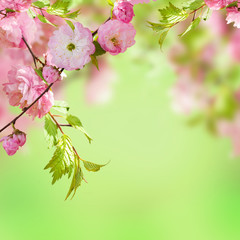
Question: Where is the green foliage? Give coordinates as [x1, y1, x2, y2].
[91, 55, 99, 71]
[159, 3, 189, 25]
[150, 1, 205, 49]
[44, 134, 75, 184]
[44, 115, 58, 148]
[92, 41, 106, 57]
[66, 114, 93, 143]
[83, 160, 106, 172]
[179, 17, 201, 37]
[107, 0, 114, 7]
[65, 19, 75, 31]
[32, 0, 50, 8]
[47, 0, 71, 15]
[37, 14, 57, 27]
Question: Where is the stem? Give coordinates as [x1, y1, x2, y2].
[0, 83, 54, 133]
[22, 36, 37, 68]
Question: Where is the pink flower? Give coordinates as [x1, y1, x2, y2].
[98, 19, 136, 55]
[226, 5, 240, 28]
[48, 22, 95, 71]
[0, 131, 26, 156]
[42, 65, 62, 83]
[0, 0, 31, 11]
[0, 12, 36, 48]
[113, 1, 134, 23]
[3, 65, 41, 107]
[204, 0, 233, 10]
[3, 65, 54, 119]
[25, 84, 54, 119]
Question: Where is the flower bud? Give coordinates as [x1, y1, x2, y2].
[0, 130, 26, 156]
[113, 1, 134, 23]
[42, 65, 62, 84]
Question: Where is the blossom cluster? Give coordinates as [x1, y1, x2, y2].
[204, 0, 240, 28]
[0, 0, 156, 157]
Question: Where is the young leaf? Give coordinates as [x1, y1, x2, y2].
[83, 160, 106, 172]
[34, 69, 45, 81]
[52, 100, 70, 114]
[107, 0, 114, 7]
[37, 14, 57, 27]
[148, 22, 169, 32]
[44, 134, 75, 184]
[47, 0, 71, 16]
[65, 20, 75, 31]
[187, 0, 205, 11]
[159, 30, 169, 50]
[65, 155, 83, 200]
[91, 55, 99, 70]
[92, 41, 106, 57]
[179, 17, 201, 37]
[32, 0, 50, 8]
[61, 10, 80, 19]
[66, 114, 93, 143]
[44, 115, 58, 148]
[159, 3, 189, 25]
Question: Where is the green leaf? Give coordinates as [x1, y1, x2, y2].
[107, 0, 114, 7]
[158, 30, 168, 50]
[47, 0, 71, 16]
[32, 0, 50, 8]
[83, 160, 106, 172]
[179, 17, 201, 37]
[187, 0, 204, 11]
[5, 8, 15, 13]
[159, 3, 189, 25]
[92, 41, 106, 57]
[37, 14, 57, 27]
[226, 1, 238, 8]
[44, 115, 58, 148]
[65, 155, 83, 200]
[44, 134, 75, 184]
[66, 114, 93, 143]
[34, 68, 45, 81]
[148, 22, 169, 32]
[65, 20, 75, 31]
[90, 55, 99, 71]
[61, 10, 80, 19]
[52, 100, 70, 114]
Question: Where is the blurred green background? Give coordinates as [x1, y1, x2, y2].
[1, 0, 240, 240]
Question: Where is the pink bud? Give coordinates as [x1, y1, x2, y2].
[0, 131, 26, 156]
[113, 1, 135, 23]
[42, 65, 62, 84]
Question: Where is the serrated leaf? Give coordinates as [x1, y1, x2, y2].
[47, 0, 71, 16]
[65, 155, 83, 200]
[52, 100, 70, 114]
[159, 3, 189, 25]
[32, 0, 50, 8]
[37, 14, 57, 27]
[148, 21, 169, 32]
[5, 8, 15, 13]
[83, 160, 106, 172]
[66, 114, 93, 143]
[65, 20, 75, 31]
[91, 55, 99, 70]
[159, 30, 168, 50]
[226, 1, 238, 8]
[179, 17, 201, 37]
[34, 68, 45, 81]
[44, 115, 58, 148]
[44, 134, 75, 184]
[92, 41, 106, 57]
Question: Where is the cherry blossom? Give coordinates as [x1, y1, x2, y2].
[47, 22, 95, 70]
[98, 19, 136, 55]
